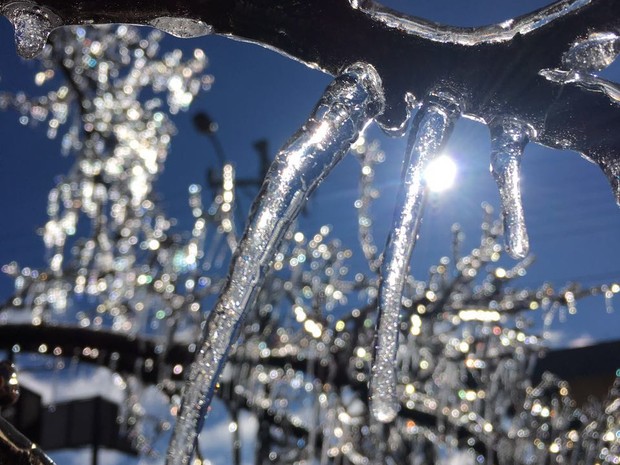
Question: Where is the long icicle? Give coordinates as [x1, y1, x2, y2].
[489, 118, 531, 259]
[370, 92, 460, 423]
[166, 62, 384, 465]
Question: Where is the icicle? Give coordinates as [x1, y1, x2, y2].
[370, 91, 460, 423]
[3, 2, 60, 59]
[489, 118, 532, 259]
[166, 62, 384, 465]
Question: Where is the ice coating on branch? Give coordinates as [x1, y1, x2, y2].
[13, 11, 49, 58]
[165, 62, 384, 465]
[537, 30, 620, 206]
[349, 0, 592, 46]
[540, 31, 620, 104]
[370, 93, 459, 423]
[3, 2, 59, 59]
[150, 17, 213, 38]
[563, 31, 620, 73]
[0, 416, 57, 465]
[490, 118, 531, 259]
[539, 68, 620, 106]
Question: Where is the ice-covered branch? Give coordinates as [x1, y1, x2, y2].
[2, 0, 620, 198]
[0, 415, 56, 465]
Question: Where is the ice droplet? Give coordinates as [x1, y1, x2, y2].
[370, 92, 460, 423]
[490, 118, 531, 259]
[165, 63, 384, 465]
[150, 17, 213, 38]
[3, 2, 60, 59]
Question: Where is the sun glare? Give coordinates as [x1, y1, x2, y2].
[424, 155, 457, 192]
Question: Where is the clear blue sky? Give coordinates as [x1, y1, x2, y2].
[0, 0, 619, 351]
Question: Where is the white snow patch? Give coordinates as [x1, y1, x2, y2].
[49, 448, 134, 465]
[19, 366, 125, 404]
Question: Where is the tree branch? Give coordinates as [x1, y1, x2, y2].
[1, 0, 620, 190]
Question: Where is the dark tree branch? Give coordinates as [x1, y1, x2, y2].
[1, 0, 620, 191]
[0, 415, 56, 465]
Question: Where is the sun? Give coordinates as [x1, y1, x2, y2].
[424, 154, 457, 192]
